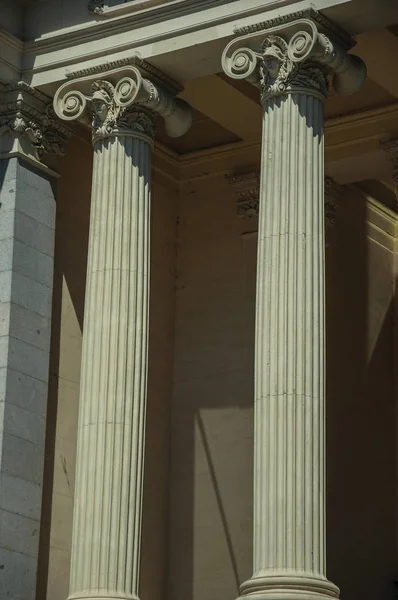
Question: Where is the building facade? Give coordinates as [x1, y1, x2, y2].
[1, 1, 398, 600]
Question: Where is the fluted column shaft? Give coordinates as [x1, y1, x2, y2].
[246, 91, 335, 598]
[69, 133, 151, 600]
[52, 63, 192, 600]
[221, 13, 366, 600]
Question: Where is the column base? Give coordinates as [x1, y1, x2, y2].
[68, 594, 139, 600]
[238, 573, 339, 600]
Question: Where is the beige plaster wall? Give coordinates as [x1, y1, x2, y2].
[169, 175, 256, 600]
[326, 189, 396, 599]
[36, 134, 92, 600]
[36, 135, 178, 600]
[35, 137, 397, 600]
[170, 175, 396, 600]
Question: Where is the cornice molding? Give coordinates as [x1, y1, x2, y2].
[0, 30, 23, 51]
[23, 0, 277, 52]
[175, 102, 398, 183]
[350, 184, 398, 251]
[66, 55, 182, 95]
[25, 0, 297, 49]
[21, 0, 308, 86]
[88, 0, 176, 18]
[0, 81, 70, 160]
[365, 193, 398, 228]
[328, 102, 398, 127]
[233, 8, 354, 51]
[0, 29, 23, 81]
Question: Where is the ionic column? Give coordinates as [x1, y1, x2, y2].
[54, 64, 191, 600]
[222, 11, 366, 600]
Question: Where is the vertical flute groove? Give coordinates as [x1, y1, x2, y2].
[68, 133, 152, 600]
[252, 92, 329, 584]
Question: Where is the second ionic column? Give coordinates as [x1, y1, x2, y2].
[54, 65, 191, 600]
[222, 12, 366, 600]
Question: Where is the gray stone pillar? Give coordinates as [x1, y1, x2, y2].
[53, 62, 191, 600]
[222, 10, 366, 600]
[0, 81, 68, 600]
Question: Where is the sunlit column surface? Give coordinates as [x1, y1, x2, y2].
[222, 10, 366, 599]
[54, 64, 191, 600]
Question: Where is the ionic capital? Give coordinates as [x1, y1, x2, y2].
[53, 59, 192, 145]
[221, 9, 366, 103]
[0, 81, 70, 161]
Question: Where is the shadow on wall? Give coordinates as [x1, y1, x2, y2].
[169, 175, 256, 600]
[33, 131, 397, 600]
[326, 187, 396, 600]
[35, 135, 178, 600]
[36, 134, 92, 600]
[140, 181, 179, 600]
[170, 175, 397, 600]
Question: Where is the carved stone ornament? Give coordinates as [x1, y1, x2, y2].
[221, 9, 366, 104]
[0, 81, 70, 160]
[88, 0, 104, 13]
[324, 175, 343, 229]
[227, 170, 343, 230]
[53, 62, 192, 144]
[225, 172, 261, 218]
[381, 139, 398, 186]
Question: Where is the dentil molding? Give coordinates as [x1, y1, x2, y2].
[0, 81, 70, 161]
[66, 55, 182, 96]
[221, 8, 366, 103]
[54, 60, 192, 143]
[88, 0, 169, 17]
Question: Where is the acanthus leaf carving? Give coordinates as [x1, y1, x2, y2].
[227, 171, 344, 242]
[260, 34, 329, 102]
[221, 11, 366, 104]
[0, 83, 70, 161]
[88, 0, 105, 14]
[53, 65, 192, 143]
[225, 172, 260, 218]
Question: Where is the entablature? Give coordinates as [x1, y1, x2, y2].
[2, 0, 392, 90]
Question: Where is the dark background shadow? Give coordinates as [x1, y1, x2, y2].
[170, 176, 398, 600]
[168, 176, 256, 600]
[36, 134, 92, 599]
[326, 186, 396, 600]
